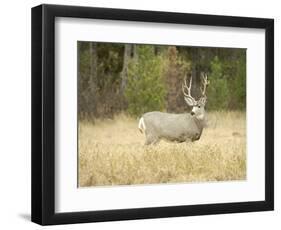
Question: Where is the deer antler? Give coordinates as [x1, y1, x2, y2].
[182, 75, 194, 98]
[200, 73, 209, 97]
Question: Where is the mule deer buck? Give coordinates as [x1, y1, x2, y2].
[138, 74, 209, 145]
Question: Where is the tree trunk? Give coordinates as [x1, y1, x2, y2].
[88, 42, 98, 115]
[133, 44, 138, 61]
[120, 44, 132, 93]
[191, 48, 199, 98]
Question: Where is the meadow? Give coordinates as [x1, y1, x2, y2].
[78, 111, 246, 187]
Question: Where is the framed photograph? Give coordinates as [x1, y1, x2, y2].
[31, 4, 274, 225]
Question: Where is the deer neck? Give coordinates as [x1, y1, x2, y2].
[192, 116, 205, 140]
[193, 116, 204, 130]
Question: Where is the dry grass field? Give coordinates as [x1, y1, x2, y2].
[78, 111, 246, 187]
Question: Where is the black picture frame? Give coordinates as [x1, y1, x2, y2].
[31, 4, 274, 225]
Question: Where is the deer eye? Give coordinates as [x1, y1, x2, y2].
[198, 105, 201, 108]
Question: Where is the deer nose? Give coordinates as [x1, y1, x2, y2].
[191, 111, 195, 116]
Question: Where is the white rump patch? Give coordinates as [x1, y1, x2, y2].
[138, 117, 146, 133]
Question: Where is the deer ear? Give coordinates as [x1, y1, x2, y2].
[184, 96, 195, 106]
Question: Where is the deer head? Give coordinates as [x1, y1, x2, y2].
[182, 73, 209, 120]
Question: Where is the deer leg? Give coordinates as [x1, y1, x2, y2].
[145, 138, 154, 145]
[151, 138, 160, 145]
[145, 140, 152, 145]
[185, 138, 192, 143]
[144, 135, 159, 145]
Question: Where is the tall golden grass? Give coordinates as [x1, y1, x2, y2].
[78, 111, 246, 187]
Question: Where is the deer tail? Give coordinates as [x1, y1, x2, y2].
[138, 117, 146, 134]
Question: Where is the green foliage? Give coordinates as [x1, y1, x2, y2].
[206, 52, 246, 111]
[207, 56, 229, 110]
[229, 52, 246, 109]
[125, 45, 167, 116]
[96, 43, 123, 89]
[78, 42, 247, 120]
